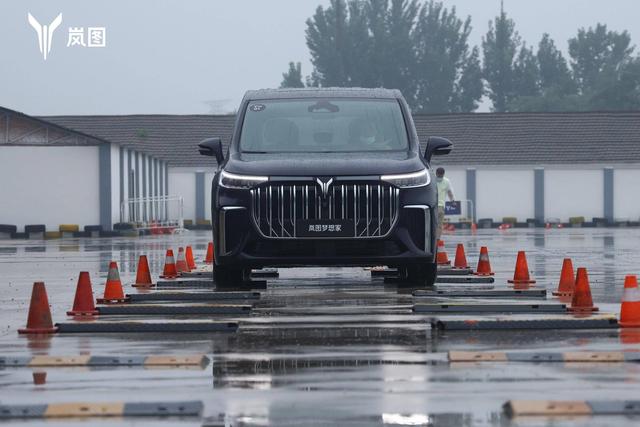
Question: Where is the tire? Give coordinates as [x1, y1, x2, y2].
[403, 262, 437, 288]
[213, 264, 247, 287]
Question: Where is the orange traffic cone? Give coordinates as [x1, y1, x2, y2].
[96, 261, 127, 304]
[619, 275, 640, 328]
[552, 258, 575, 297]
[67, 272, 98, 316]
[474, 246, 494, 276]
[18, 282, 58, 334]
[452, 244, 468, 269]
[436, 240, 450, 266]
[508, 251, 536, 285]
[160, 249, 178, 279]
[185, 246, 197, 270]
[176, 247, 190, 273]
[132, 255, 153, 288]
[568, 267, 599, 313]
[205, 242, 214, 264]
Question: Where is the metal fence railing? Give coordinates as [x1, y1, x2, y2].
[121, 195, 185, 233]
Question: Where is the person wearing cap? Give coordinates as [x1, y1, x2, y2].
[436, 167, 455, 239]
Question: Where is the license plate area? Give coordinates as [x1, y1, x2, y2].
[296, 219, 355, 237]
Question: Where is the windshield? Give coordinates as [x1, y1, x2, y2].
[239, 98, 409, 153]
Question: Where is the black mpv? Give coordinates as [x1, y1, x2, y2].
[199, 88, 452, 287]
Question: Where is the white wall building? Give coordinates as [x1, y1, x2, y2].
[2, 107, 639, 235]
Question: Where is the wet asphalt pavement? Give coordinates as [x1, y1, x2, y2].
[0, 228, 639, 426]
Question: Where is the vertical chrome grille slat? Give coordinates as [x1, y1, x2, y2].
[251, 181, 399, 239]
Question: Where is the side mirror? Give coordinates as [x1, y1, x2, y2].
[423, 136, 452, 162]
[198, 137, 224, 163]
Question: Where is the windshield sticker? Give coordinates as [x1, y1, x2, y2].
[249, 104, 266, 112]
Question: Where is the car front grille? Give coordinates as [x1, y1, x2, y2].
[250, 182, 399, 238]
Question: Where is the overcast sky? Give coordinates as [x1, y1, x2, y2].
[1, 0, 638, 115]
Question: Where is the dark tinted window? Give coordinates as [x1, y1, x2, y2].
[240, 99, 409, 153]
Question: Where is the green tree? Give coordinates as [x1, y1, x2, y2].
[412, 1, 483, 112]
[301, 0, 482, 112]
[568, 24, 634, 92]
[482, 3, 520, 112]
[512, 45, 540, 98]
[280, 62, 305, 88]
[537, 33, 575, 95]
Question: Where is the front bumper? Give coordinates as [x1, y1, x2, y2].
[211, 184, 437, 268]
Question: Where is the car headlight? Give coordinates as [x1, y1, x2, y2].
[381, 169, 431, 188]
[219, 170, 268, 189]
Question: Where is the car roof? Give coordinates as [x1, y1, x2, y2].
[243, 87, 404, 101]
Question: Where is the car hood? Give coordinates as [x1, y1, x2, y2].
[224, 151, 425, 176]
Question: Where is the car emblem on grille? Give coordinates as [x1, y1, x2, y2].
[315, 177, 334, 199]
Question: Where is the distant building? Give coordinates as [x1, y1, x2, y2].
[1, 105, 639, 235]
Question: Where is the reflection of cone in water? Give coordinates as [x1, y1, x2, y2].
[474, 246, 494, 276]
[96, 262, 127, 304]
[568, 267, 599, 313]
[67, 272, 98, 316]
[620, 328, 640, 344]
[205, 242, 214, 264]
[452, 244, 468, 269]
[619, 275, 640, 328]
[508, 251, 536, 285]
[33, 371, 47, 385]
[132, 255, 153, 287]
[553, 258, 575, 297]
[185, 246, 197, 270]
[18, 282, 58, 334]
[176, 247, 190, 273]
[436, 240, 450, 266]
[160, 249, 178, 279]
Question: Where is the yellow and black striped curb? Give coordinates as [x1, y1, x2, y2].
[58, 224, 79, 233]
[415, 303, 567, 314]
[449, 351, 640, 363]
[96, 304, 251, 315]
[127, 291, 260, 302]
[1, 354, 209, 367]
[504, 400, 640, 417]
[431, 317, 619, 330]
[54, 320, 238, 333]
[414, 289, 547, 299]
[0, 401, 202, 419]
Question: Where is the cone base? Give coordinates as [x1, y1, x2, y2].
[18, 327, 58, 334]
[452, 265, 469, 270]
[132, 282, 154, 288]
[619, 321, 640, 328]
[508, 279, 537, 285]
[66, 310, 99, 316]
[437, 261, 451, 266]
[568, 306, 599, 313]
[474, 272, 495, 276]
[159, 274, 178, 279]
[96, 297, 129, 304]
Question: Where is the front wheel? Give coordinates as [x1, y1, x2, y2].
[402, 263, 437, 288]
[213, 264, 248, 287]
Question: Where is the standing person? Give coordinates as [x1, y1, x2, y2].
[436, 167, 455, 239]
